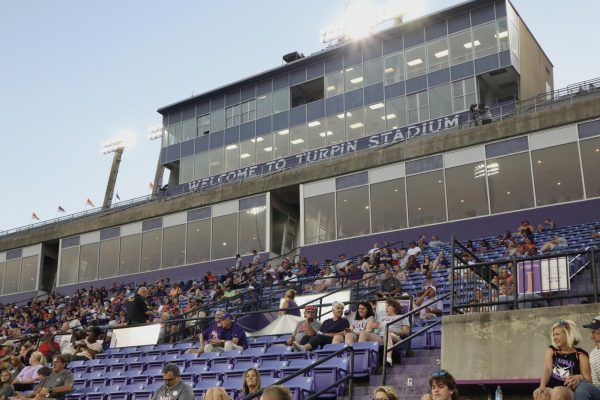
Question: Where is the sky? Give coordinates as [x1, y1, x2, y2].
[1, 0, 599, 233]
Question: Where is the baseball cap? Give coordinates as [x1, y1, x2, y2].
[304, 306, 316, 312]
[218, 313, 234, 321]
[583, 316, 600, 330]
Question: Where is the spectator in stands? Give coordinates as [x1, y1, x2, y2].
[302, 302, 349, 351]
[204, 313, 248, 352]
[288, 305, 321, 351]
[345, 262, 364, 284]
[505, 240, 518, 257]
[374, 386, 399, 400]
[406, 255, 420, 273]
[478, 240, 491, 254]
[576, 317, 600, 397]
[241, 367, 261, 398]
[432, 252, 449, 271]
[538, 218, 556, 233]
[540, 234, 568, 253]
[335, 302, 375, 345]
[5, 355, 24, 380]
[187, 309, 225, 354]
[203, 387, 230, 400]
[70, 327, 102, 361]
[279, 289, 300, 317]
[517, 221, 535, 241]
[360, 299, 410, 366]
[16, 366, 51, 400]
[420, 271, 438, 294]
[311, 266, 335, 292]
[422, 370, 458, 400]
[0, 341, 14, 359]
[429, 235, 444, 248]
[235, 254, 243, 271]
[414, 287, 443, 320]
[13, 351, 45, 391]
[261, 385, 292, 400]
[523, 237, 538, 256]
[376, 269, 402, 298]
[125, 286, 153, 325]
[421, 255, 432, 272]
[398, 248, 408, 270]
[151, 363, 193, 400]
[252, 250, 261, 265]
[533, 320, 592, 400]
[592, 226, 600, 239]
[407, 242, 422, 257]
[33, 354, 73, 400]
[0, 370, 14, 400]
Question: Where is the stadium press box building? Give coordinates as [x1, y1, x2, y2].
[0, 0, 599, 301]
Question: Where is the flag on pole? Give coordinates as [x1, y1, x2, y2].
[85, 198, 95, 208]
[149, 182, 155, 191]
[115, 192, 120, 201]
[57, 206, 66, 213]
[31, 212, 40, 221]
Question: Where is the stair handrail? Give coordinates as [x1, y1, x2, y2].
[381, 292, 451, 385]
[569, 246, 592, 280]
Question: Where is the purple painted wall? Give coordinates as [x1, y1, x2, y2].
[300, 199, 600, 262]
[53, 251, 270, 296]
[0, 290, 39, 305]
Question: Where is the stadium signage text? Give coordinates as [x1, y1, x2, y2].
[182, 114, 460, 194]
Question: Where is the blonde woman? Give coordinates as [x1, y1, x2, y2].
[203, 387, 230, 400]
[13, 351, 45, 391]
[241, 368, 261, 397]
[374, 386, 399, 400]
[279, 289, 300, 317]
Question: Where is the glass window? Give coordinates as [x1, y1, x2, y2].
[385, 96, 407, 129]
[78, 243, 99, 283]
[212, 214, 238, 260]
[180, 156, 195, 183]
[580, 137, 600, 198]
[290, 124, 308, 154]
[472, 21, 498, 58]
[407, 170, 447, 226]
[98, 239, 119, 279]
[257, 94, 272, 119]
[325, 70, 344, 97]
[240, 139, 256, 168]
[307, 118, 327, 150]
[407, 91, 429, 124]
[19, 255, 38, 292]
[182, 118, 196, 142]
[239, 206, 267, 255]
[119, 234, 141, 276]
[497, 18, 509, 52]
[327, 114, 347, 144]
[273, 88, 290, 114]
[161, 126, 169, 148]
[532, 143, 584, 206]
[187, 219, 211, 263]
[197, 114, 210, 136]
[304, 193, 336, 244]
[364, 58, 383, 85]
[345, 108, 366, 140]
[162, 224, 186, 268]
[445, 162, 489, 220]
[241, 99, 256, 123]
[509, 21, 519, 58]
[336, 186, 370, 239]
[0, 262, 4, 294]
[449, 30, 474, 66]
[255, 133, 273, 164]
[4, 260, 20, 294]
[429, 84, 452, 119]
[405, 45, 427, 79]
[452, 77, 477, 112]
[273, 129, 290, 159]
[370, 178, 407, 233]
[194, 152, 210, 180]
[209, 147, 224, 176]
[226, 104, 241, 128]
[427, 37, 450, 72]
[211, 109, 225, 132]
[168, 123, 181, 145]
[384, 52, 404, 85]
[344, 64, 364, 91]
[225, 143, 240, 172]
[141, 230, 162, 272]
[59, 247, 79, 285]
[365, 103, 386, 135]
[487, 153, 535, 213]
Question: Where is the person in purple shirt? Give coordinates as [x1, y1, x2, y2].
[204, 313, 248, 352]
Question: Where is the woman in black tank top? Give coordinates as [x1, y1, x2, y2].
[533, 320, 592, 400]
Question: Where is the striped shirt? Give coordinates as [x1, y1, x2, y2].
[590, 347, 600, 386]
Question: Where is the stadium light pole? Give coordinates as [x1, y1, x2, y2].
[148, 125, 165, 198]
[101, 139, 126, 210]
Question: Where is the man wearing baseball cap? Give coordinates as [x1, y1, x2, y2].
[204, 313, 248, 352]
[568, 316, 600, 400]
[287, 305, 322, 351]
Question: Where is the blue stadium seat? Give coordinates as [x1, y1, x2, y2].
[351, 341, 379, 377]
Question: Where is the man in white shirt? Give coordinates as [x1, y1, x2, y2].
[567, 316, 600, 400]
[407, 242, 422, 257]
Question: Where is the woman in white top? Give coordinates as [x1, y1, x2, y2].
[333, 302, 375, 345]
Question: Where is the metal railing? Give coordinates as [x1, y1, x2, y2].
[3, 75, 600, 239]
[381, 292, 451, 385]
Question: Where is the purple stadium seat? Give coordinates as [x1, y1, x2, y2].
[64, 386, 99, 400]
[86, 385, 122, 400]
[180, 365, 208, 383]
[223, 362, 260, 380]
[146, 353, 180, 369]
[313, 343, 348, 360]
[351, 341, 379, 377]
[212, 349, 243, 366]
[312, 357, 349, 398]
[197, 364, 232, 381]
[89, 371, 122, 388]
[128, 382, 163, 400]
[280, 359, 314, 378]
[193, 379, 223, 399]
[281, 376, 315, 400]
[236, 347, 266, 363]
[257, 360, 288, 378]
[258, 345, 293, 363]
[69, 360, 88, 373]
[145, 343, 174, 356]
[126, 356, 157, 373]
[107, 383, 145, 400]
[220, 377, 243, 399]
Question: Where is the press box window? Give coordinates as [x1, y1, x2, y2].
[291, 77, 324, 108]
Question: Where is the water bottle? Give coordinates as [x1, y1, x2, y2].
[495, 386, 503, 400]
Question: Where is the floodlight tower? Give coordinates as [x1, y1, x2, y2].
[101, 140, 125, 209]
[148, 126, 164, 198]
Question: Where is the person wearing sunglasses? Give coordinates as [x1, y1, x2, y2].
[533, 320, 592, 400]
[422, 370, 458, 400]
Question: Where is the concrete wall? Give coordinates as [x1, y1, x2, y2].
[518, 17, 554, 99]
[441, 303, 599, 380]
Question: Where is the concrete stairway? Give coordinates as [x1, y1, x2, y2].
[342, 348, 441, 400]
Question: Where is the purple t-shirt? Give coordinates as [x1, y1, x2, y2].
[216, 323, 248, 349]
